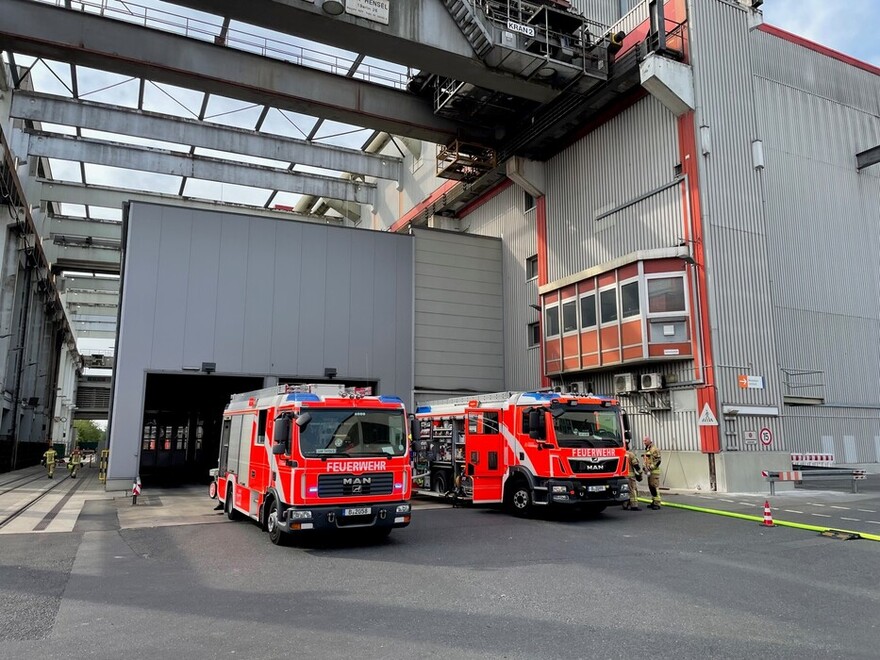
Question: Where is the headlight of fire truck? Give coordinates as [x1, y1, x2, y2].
[552, 485, 568, 493]
[395, 504, 411, 514]
[288, 510, 313, 520]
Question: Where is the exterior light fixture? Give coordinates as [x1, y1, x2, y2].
[317, 0, 345, 15]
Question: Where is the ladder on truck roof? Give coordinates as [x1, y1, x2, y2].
[229, 383, 349, 403]
[418, 390, 559, 409]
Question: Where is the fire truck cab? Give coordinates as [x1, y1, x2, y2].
[213, 384, 416, 545]
[413, 390, 632, 516]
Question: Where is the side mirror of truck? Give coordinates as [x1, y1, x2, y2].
[295, 411, 312, 429]
[410, 417, 422, 447]
[528, 409, 545, 440]
[273, 414, 291, 451]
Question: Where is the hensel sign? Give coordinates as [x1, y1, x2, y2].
[507, 20, 536, 37]
[347, 0, 391, 25]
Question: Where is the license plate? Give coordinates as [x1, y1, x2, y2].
[343, 507, 371, 516]
[588, 485, 607, 492]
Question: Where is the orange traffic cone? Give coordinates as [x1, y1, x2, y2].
[761, 500, 775, 527]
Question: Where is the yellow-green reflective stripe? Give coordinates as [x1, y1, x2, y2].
[635, 498, 880, 542]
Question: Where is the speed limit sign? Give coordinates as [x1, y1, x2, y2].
[759, 427, 773, 446]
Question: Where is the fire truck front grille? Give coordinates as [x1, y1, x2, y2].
[317, 472, 394, 498]
[568, 458, 620, 475]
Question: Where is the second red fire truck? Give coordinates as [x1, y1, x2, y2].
[210, 384, 416, 545]
[413, 390, 632, 515]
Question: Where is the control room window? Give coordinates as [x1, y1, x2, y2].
[527, 322, 540, 347]
[600, 288, 618, 324]
[524, 191, 536, 212]
[526, 254, 538, 281]
[579, 293, 596, 329]
[647, 276, 686, 314]
[544, 305, 560, 337]
[621, 281, 640, 318]
[562, 299, 578, 333]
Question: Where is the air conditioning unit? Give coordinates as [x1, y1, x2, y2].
[641, 373, 665, 391]
[613, 373, 637, 395]
[568, 381, 584, 394]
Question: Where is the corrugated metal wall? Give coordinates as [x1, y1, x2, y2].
[748, 25, 880, 460]
[412, 227, 505, 393]
[461, 184, 541, 390]
[545, 96, 681, 280]
[108, 203, 414, 483]
[687, 0, 784, 450]
[570, 0, 622, 26]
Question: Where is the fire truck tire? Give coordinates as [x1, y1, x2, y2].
[506, 479, 533, 517]
[432, 470, 448, 494]
[225, 487, 241, 521]
[266, 499, 290, 546]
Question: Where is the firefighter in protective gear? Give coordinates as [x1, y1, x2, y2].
[642, 436, 662, 509]
[622, 440, 642, 510]
[67, 448, 82, 479]
[42, 445, 58, 479]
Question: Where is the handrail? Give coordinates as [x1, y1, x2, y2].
[41, 0, 411, 91]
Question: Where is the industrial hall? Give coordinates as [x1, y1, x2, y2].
[0, 0, 877, 493]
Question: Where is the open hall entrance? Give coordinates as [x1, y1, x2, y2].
[139, 373, 263, 487]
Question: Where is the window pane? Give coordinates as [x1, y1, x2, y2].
[648, 277, 686, 313]
[562, 300, 577, 333]
[580, 294, 596, 328]
[526, 255, 538, 281]
[621, 281, 640, 317]
[527, 322, 540, 347]
[545, 306, 560, 337]
[600, 289, 618, 323]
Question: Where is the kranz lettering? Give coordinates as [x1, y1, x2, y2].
[327, 460, 387, 472]
[507, 20, 536, 37]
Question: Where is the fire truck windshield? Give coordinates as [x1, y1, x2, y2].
[551, 408, 624, 448]
[297, 409, 408, 458]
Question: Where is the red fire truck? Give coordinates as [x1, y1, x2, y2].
[211, 384, 416, 545]
[413, 390, 632, 515]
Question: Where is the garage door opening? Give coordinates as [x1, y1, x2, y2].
[139, 373, 263, 487]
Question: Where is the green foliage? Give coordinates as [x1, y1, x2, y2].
[74, 420, 105, 445]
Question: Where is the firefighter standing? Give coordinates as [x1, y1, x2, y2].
[42, 444, 58, 479]
[642, 436, 662, 509]
[622, 440, 642, 510]
[67, 448, 82, 479]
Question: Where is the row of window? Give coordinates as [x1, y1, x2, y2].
[527, 275, 687, 345]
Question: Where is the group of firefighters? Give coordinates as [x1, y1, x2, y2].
[41, 445, 84, 479]
[623, 436, 662, 511]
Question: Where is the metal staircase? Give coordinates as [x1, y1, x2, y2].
[443, 0, 494, 58]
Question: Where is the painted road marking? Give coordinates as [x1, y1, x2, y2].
[866, 521, 880, 525]
[784, 509, 804, 514]
[738, 502, 753, 506]
[810, 503, 826, 507]
[830, 506, 849, 510]
[811, 513, 831, 518]
[857, 509, 876, 513]
[720, 499, 735, 503]
[841, 517, 860, 522]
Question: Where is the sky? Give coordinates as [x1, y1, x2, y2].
[761, 0, 880, 66]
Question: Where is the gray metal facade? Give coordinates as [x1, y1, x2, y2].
[412, 227, 504, 395]
[749, 23, 880, 460]
[459, 183, 542, 391]
[107, 203, 414, 486]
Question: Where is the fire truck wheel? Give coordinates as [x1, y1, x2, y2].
[225, 487, 241, 521]
[266, 499, 290, 546]
[506, 479, 533, 517]
[432, 471, 447, 494]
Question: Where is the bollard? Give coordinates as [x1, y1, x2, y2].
[132, 477, 142, 505]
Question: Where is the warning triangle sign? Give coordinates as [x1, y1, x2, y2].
[698, 403, 719, 426]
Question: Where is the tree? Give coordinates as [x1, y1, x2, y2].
[73, 420, 106, 445]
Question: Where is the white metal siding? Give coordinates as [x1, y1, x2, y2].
[463, 184, 542, 390]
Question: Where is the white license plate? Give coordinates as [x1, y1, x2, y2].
[588, 485, 607, 492]
[343, 507, 371, 516]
